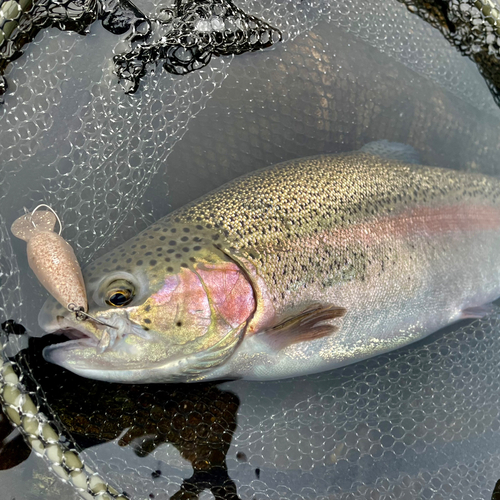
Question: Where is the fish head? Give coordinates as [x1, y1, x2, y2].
[39, 220, 256, 383]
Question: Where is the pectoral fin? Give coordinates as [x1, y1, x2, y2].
[262, 304, 346, 350]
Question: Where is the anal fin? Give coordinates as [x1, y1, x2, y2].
[460, 303, 498, 319]
[262, 304, 346, 351]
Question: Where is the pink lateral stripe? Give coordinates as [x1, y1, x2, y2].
[360, 204, 500, 244]
[395, 204, 500, 236]
[282, 204, 500, 251]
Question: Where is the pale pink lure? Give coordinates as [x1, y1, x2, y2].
[11, 206, 88, 316]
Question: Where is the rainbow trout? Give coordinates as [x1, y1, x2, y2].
[38, 142, 500, 382]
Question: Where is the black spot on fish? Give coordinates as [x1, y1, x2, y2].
[183, 227, 190, 233]
[141, 245, 147, 249]
[193, 246, 201, 251]
[165, 257, 171, 262]
[167, 249, 175, 254]
[156, 247, 162, 252]
[175, 253, 182, 258]
[151, 470, 161, 478]
[181, 263, 188, 268]
[212, 234, 220, 240]
[181, 236, 189, 242]
[149, 260, 157, 266]
[126, 258, 132, 263]
[196, 225, 203, 230]
[145, 252, 152, 256]
[189, 257, 196, 263]
[159, 236, 166, 241]
[176, 321, 182, 327]
[167, 267, 173, 272]
[182, 247, 189, 252]
[136, 260, 143, 266]
[144, 305, 151, 312]
[144, 318, 151, 324]
[169, 241, 176, 246]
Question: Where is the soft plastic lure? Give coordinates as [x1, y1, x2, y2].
[11, 206, 117, 331]
[10, 205, 89, 317]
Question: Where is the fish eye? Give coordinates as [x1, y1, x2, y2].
[104, 280, 135, 307]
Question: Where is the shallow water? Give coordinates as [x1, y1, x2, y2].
[2, 0, 500, 499]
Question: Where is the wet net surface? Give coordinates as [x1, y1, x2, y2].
[2, 0, 500, 499]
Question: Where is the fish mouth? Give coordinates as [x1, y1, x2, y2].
[60, 328, 92, 340]
[39, 308, 104, 362]
[55, 325, 97, 342]
[39, 309, 167, 383]
[42, 318, 100, 361]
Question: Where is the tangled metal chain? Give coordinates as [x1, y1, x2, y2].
[0, 0, 100, 94]
[0, 0, 281, 96]
[399, 0, 500, 107]
[114, 0, 282, 92]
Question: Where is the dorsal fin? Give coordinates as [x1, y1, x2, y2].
[360, 140, 421, 165]
[11, 210, 57, 242]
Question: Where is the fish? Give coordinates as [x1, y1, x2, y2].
[38, 141, 500, 383]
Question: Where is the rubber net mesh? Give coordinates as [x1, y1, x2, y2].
[2, 0, 500, 499]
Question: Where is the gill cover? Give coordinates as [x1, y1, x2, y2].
[129, 260, 256, 379]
